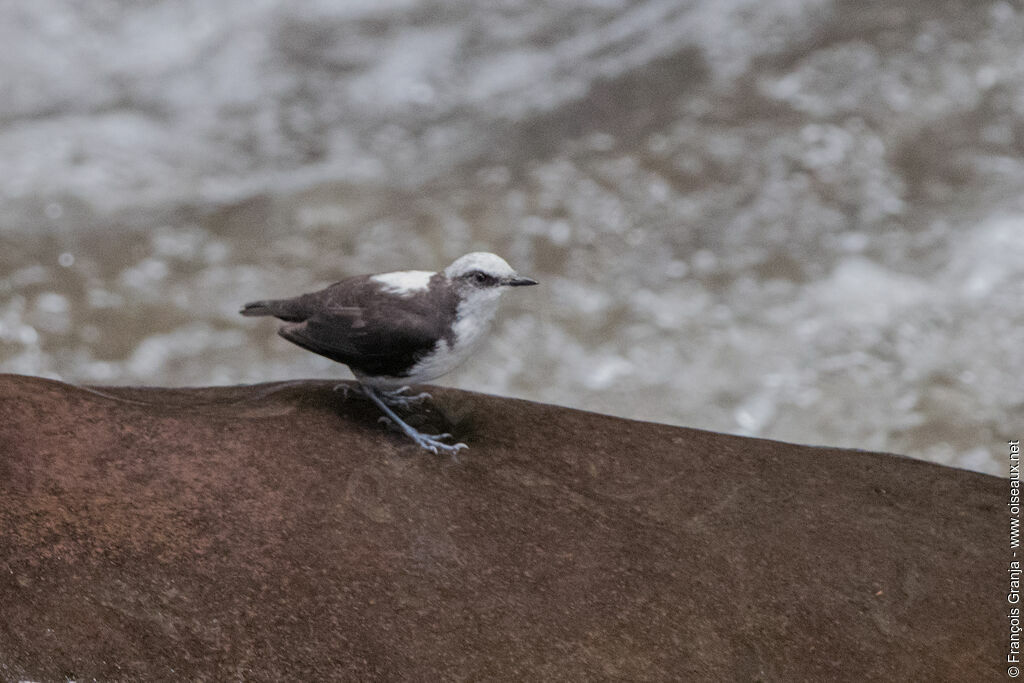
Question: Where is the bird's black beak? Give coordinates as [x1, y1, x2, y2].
[505, 276, 539, 287]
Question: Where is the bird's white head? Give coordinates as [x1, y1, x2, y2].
[444, 252, 538, 293]
[443, 252, 538, 334]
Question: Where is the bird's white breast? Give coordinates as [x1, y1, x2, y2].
[394, 289, 503, 386]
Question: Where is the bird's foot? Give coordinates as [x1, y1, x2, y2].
[379, 386, 432, 409]
[410, 431, 468, 456]
[365, 386, 465, 456]
[376, 417, 466, 455]
[333, 383, 365, 400]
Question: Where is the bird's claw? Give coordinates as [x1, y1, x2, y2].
[333, 383, 364, 400]
[411, 432, 468, 455]
[377, 417, 463, 453]
[380, 386, 432, 409]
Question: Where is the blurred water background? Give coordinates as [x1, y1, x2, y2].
[1, 0, 1021, 474]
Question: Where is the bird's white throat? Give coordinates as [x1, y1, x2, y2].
[451, 286, 504, 354]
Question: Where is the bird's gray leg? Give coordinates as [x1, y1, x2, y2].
[362, 385, 467, 455]
[336, 383, 429, 408]
[379, 385, 432, 408]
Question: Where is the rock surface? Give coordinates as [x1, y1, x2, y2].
[0, 374, 1003, 681]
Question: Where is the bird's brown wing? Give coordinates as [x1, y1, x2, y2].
[275, 278, 454, 377]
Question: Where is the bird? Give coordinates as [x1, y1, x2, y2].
[240, 252, 538, 453]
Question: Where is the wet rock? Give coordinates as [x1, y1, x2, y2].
[0, 374, 1003, 680]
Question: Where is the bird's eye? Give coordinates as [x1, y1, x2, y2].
[471, 271, 488, 284]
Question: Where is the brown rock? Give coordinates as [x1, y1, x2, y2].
[0, 374, 1003, 681]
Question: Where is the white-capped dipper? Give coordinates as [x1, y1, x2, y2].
[241, 252, 538, 453]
